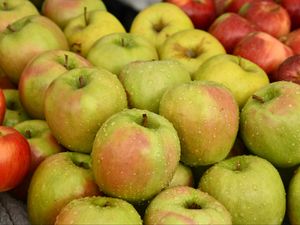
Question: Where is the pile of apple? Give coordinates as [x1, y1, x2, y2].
[0, 0, 300, 224]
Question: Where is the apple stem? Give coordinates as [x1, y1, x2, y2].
[25, 130, 31, 139]
[252, 95, 265, 103]
[64, 54, 69, 70]
[84, 6, 88, 26]
[2, 2, 7, 10]
[6, 24, 15, 32]
[142, 113, 148, 127]
[78, 76, 86, 88]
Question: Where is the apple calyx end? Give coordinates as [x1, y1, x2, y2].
[24, 130, 32, 139]
[252, 95, 265, 104]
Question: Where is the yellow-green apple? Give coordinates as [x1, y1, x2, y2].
[19, 50, 92, 119]
[163, 0, 216, 30]
[0, 15, 69, 84]
[0, 126, 30, 192]
[130, 2, 194, 50]
[240, 81, 300, 168]
[280, 0, 300, 30]
[11, 119, 64, 200]
[64, 9, 125, 56]
[27, 152, 101, 225]
[159, 80, 239, 166]
[44, 67, 127, 153]
[118, 60, 191, 113]
[159, 29, 226, 79]
[42, 0, 107, 28]
[0, 89, 5, 124]
[0, 0, 39, 32]
[168, 163, 194, 188]
[288, 166, 300, 225]
[233, 31, 293, 74]
[144, 186, 232, 225]
[87, 33, 158, 76]
[239, 1, 291, 38]
[91, 108, 181, 203]
[208, 12, 257, 53]
[0, 67, 16, 89]
[280, 29, 300, 55]
[55, 196, 143, 225]
[194, 54, 269, 108]
[3, 89, 30, 127]
[272, 55, 300, 83]
[198, 155, 286, 224]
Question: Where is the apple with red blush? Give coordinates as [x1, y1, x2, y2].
[280, 0, 300, 30]
[280, 29, 300, 55]
[272, 55, 300, 84]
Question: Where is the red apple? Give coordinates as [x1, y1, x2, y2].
[239, 1, 291, 38]
[0, 126, 31, 192]
[226, 0, 272, 13]
[213, 0, 232, 15]
[272, 55, 300, 83]
[0, 89, 5, 125]
[209, 12, 257, 53]
[280, 29, 300, 55]
[233, 31, 293, 74]
[280, 0, 300, 30]
[164, 0, 217, 30]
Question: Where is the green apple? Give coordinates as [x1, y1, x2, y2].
[194, 54, 270, 108]
[87, 33, 158, 76]
[118, 59, 191, 113]
[240, 81, 300, 168]
[144, 186, 232, 224]
[130, 2, 194, 50]
[19, 50, 92, 119]
[42, 0, 106, 28]
[64, 9, 125, 56]
[168, 162, 194, 188]
[3, 89, 30, 127]
[0, 0, 39, 32]
[159, 29, 226, 77]
[288, 166, 300, 225]
[27, 152, 101, 225]
[44, 67, 127, 153]
[91, 108, 181, 203]
[159, 80, 239, 166]
[198, 155, 286, 224]
[11, 119, 64, 200]
[55, 196, 142, 225]
[0, 15, 69, 84]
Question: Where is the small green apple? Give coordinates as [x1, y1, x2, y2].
[288, 166, 300, 225]
[168, 162, 194, 188]
[194, 54, 270, 108]
[118, 59, 191, 113]
[87, 33, 158, 76]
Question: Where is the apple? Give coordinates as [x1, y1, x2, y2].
[55, 196, 143, 225]
[0, 88, 5, 125]
[213, 0, 232, 15]
[198, 155, 286, 224]
[280, 0, 300, 30]
[208, 12, 257, 53]
[144, 186, 232, 224]
[91, 108, 181, 203]
[0, 67, 16, 89]
[288, 166, 300, 225]
[239, 1, 291, 38]
[10, 119, 64, 200]
[130, 2, 194, 50]
[168, 163, 194, 188]
[164, 0, 216, 30]
[280, 28, 300, 55]
[272, 55, 300, 83]
[42, 0, 107, 28]
[233, 31, 293, 74]
[226, 0, 272, 13]
[159, 29, 226, 78]
[3, 89, 30, 127]
[64, 9, 126, 57]
[0, 0, 39, 32]
[193, 54, 270, 108]
[86, 32, 159, 76]
[27, 152, 101, 225]
[240, 81, 300, 168]
[118, 59, 191, 113]
[0, 126, 30, 192]
[44, 67, 127, 153]
[0, 15, 69, 84]
[19, 49, 92, 119]
[159, 80, 239, 166]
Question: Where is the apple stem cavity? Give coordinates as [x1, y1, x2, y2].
[71, 43, 82, 54]
[185, 49, 198, 58]
[142, 113, 148, 127]
[252, 95, 265, 103]
[185, 202, 202, 210]
[235, 160, 241, 171]
[84, 6, 88, 26]
[25, 130, 32, 139]
[6, 24, 15, 32]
